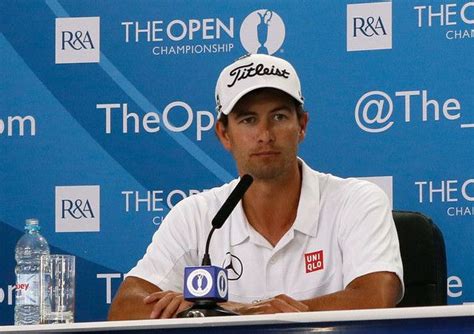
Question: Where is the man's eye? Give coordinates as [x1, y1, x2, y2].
[274, 113, 288, 121]
[240, 117, 255, 124]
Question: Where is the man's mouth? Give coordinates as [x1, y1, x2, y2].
[251, 151, 280, 157]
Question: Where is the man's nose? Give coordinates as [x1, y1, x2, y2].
[256, 120, 275, 143]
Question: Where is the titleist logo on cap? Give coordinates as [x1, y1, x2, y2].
[227, 62, 290, 88]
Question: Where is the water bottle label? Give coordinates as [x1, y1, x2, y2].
[16, 274, 40, 306]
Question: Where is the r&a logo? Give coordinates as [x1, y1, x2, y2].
[353, 16, 387, 37]
[62, 30, 95, 51]
[347, 2, 392, 51]
[61, 199, 95, 219]
[55, 185, 100, 232]
[55, 17, 100, 64]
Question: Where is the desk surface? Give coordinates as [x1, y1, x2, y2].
[1, 305, 473, 333]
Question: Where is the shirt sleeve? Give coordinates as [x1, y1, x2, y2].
[125, 201, 200, 292]
[338, 181, 404, 298]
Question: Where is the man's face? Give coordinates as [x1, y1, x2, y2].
[216, 88, 308, 180]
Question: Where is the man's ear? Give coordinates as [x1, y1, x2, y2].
[215, 121, 232, 151]
[298, 112, 309, 143]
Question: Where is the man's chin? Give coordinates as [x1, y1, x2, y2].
[245, 166, 283, 181]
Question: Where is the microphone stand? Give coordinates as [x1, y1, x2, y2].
[176, 300, 237, 318]
[177, 175, 253, 318]
[176, 226, 238, 318]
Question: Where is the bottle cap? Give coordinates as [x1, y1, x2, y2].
[25, 218, 39, 226]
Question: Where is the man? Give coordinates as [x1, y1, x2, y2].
[108, 54, 403, 320]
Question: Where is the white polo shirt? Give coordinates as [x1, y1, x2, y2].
[127, 159, 404, 303]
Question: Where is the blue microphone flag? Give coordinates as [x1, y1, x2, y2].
[183, 266, 229, 302]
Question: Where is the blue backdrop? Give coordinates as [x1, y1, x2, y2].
[1, 0, 473, 324]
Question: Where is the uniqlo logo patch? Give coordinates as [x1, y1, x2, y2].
[305, 250, 324, 273]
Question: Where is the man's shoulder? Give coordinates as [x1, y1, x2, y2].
[303, 163, 384, 202]
[306, 167, 377, 193]
[326, 174, 380, 193]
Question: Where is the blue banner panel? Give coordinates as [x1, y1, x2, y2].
[1, 0, 473, 324]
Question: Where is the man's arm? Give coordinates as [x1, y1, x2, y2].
[223, 271, 402, 315]
[108, 276, 192, 320]
[108, 277, 160, 320]
[110, 271, 401, 318]
[301, 271, 402, 311]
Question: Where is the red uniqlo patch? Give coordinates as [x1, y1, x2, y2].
[304, 250, 324, 273]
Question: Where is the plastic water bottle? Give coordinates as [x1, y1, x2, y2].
[14, 218, 50, 325]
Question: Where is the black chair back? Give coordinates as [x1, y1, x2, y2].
[393, 210, 447, 307]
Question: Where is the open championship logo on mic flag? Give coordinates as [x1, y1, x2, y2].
[216, 271, 228, 298]
[187, 269, 213, 297]
[184, 266, 228, 301]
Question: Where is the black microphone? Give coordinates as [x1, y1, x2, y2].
[177, 174, 253, 318]
[212, 174, 254, 228]
[201, 174, 253, 266]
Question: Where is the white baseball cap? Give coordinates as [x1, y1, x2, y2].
[215, 54, 304, 117]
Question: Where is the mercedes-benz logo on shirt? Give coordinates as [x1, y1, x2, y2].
[221, 252, 243, 281]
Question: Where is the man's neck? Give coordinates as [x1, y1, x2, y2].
[242, 162, 303, 247]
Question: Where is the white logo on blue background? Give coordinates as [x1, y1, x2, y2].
[240, 9, 285, 55]
[414, 3, 474, 41]
[186, 269, 213, 297]
[217, 270, 228, 298]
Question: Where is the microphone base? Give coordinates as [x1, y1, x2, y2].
[176, 300, 238, 318]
